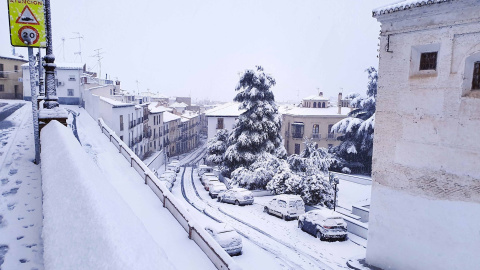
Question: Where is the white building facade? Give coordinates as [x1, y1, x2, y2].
[205, 102, 243, 140]
[23, 62, 84, 105]
[367, 1, 480, 269]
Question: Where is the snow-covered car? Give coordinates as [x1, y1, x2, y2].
[204, 176, 220, 191]
[161, 170, 177, 182]
[209, 182, 227, 198]
[157, 177, 173, 191]
[201, 172, 216, 185]
[217, 188, 254, 206]
[205, 223, 242, 256]
[167, 162, 180, 173]
[263, 195, 305, 220]
[197, 165, 213, 176]
[298, 209, 348, 241]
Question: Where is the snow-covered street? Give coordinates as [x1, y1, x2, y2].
[0, 101, 44, 270]
[168, 162, 367, 270]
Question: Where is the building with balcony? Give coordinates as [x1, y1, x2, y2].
[163, 111, 181, 157]
[280, 93, 348, 155]
[0, 55, 27, 99]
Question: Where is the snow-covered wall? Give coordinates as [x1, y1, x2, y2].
[368, 1, 480, 269]
[207, 116, 236, 140]
[40, 121, 175, 270]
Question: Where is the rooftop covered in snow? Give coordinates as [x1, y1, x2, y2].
[99, 96, 135, 108]
[205, 102, 244, 117]
[372, 0, 454, 17]
[163, 111, 181, 122]
[148, 102, 171, 114]
[170, 102, 188, 108]
[21, 62, 84, 70]
[279, 105, 348, 117]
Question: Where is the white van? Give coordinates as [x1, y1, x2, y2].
[264, 195, 305, 220]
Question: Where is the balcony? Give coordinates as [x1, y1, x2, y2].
[327, 133, 336, 140]
[312, 133, 321, 140]
[0, 72, 8, 79]
[292, 132, 303, 139]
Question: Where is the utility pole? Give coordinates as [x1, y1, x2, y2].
[61, 37, 65, 61]
[71, 32, 84, 62]
[37, 49, 44, 96]
[136, 80, 140, 95]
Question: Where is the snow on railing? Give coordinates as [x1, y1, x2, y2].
[97, 118, 241, 270]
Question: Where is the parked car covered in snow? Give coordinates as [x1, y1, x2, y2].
[263, 195, 305, 220]
[298, 208, 348, 241]
[167, 162, 180, 173]
[161, 170, 177, 182]
[217, 188, 254, 206]
[205, 223, 242, 256]
[201, 172, 216, 184]
[209, 182, 227, 198]
[204, 176, 220, 191]
[197, 165, 213, 176]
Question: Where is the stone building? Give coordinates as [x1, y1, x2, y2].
[280, 93, 348, 155]
[367, 1, 480, 269]
[0, 55, 27, 99]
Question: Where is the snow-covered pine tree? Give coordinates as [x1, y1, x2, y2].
[224, 66, 287, 179]
[206, 129, 230, 167]
[330, 67, 377, 174]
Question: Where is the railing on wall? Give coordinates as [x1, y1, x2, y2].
[97, 118, 240, 270]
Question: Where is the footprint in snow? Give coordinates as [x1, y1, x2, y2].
[8, 169, 17, 176]
[16, 180, 22, 185]
[0, 245, 9, 265]
[1, 178, 8, 185]
[19, 258, 29, 263]
[17, 217, 24, 220]
[16, 236, 24, 240]
[25, 244, 37, 248]
[27, 209, 35, 212]
[2, 187, 19, 197]
[7, 203, 15, 210]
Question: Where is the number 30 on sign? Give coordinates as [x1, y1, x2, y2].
[7, 0, 46, 47]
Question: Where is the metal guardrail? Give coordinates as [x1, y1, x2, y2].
[97, 118, 240, 270]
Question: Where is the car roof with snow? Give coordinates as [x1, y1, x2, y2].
[273, 194, 303, 201]
[308, 208, 344, 219]
[205, 222, 235, 234]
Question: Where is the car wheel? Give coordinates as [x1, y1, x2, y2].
[283, 214, 288, 221]
[342, 235, 348, 241]
[298, 221, 303, 229]
[209, 193, 213, 199]
[316, 231, 324, 241]
[235, 200, 240, 206]
[264, 207, 269, 213]
[217, 197, 222, 202]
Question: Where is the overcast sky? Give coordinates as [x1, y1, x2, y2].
[1, 0, 394, 103]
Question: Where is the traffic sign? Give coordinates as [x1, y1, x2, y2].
[7, 0, 46, 47]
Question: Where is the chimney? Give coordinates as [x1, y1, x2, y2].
[319, 91, 323, 96]
[338, 92, 343, 114]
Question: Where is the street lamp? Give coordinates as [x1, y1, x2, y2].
[329, 172, 340, 211]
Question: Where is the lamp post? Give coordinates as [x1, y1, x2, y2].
[43, 0, 59, 109]
[330, 172, 339, 211]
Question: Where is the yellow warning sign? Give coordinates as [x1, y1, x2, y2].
[8, 0, 46, 48]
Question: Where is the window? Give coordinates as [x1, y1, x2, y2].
[69, 75, 76, 81]
[291, 123, 304, 138]
[120, 136, 123, 141]
[67, 89, 74, 96]
[294, 144, 300, 154]
[14, 65, 18, 72]
[0, 85, 4, 92]
[419, 52, 438, 70]
[313, 102, 316, 108]
[0, 64, 4, 78]
[217, 118, 224, 129]
[472, 62, 480, 90]
[322, 102, 325, 108]
[312, 124, 320, 139]
[120, 115, 124, 131]
[328, 124, 335, 139]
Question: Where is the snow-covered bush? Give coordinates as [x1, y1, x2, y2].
[224, 66, 287, 178]
[330, 67, 377, 174]
[341, 167, 351, 174]
[229, 152, 282, 190]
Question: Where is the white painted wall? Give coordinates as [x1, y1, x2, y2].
[368, 1, 480, 269]
[207, 116, 236, 140]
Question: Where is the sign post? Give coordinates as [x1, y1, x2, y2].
[8, 0, 47, 164]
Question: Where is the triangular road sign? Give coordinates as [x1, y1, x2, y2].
[16, 6, 40, 25]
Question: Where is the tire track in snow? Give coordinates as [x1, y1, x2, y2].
[180, 166, 332, 270]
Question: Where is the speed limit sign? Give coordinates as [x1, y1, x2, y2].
[18, 26, 40, 45]
[7, 2, 46, 47]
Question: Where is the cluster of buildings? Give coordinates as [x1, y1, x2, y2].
[0, 52, 352, 159]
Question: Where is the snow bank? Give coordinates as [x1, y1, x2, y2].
[40, 120, 175, 270]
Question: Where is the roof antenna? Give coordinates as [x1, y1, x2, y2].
[70, 32, 84, 62]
